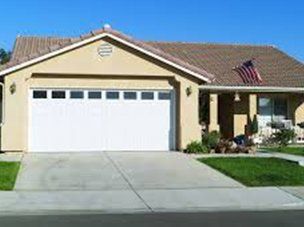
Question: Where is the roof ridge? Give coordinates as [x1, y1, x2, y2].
[15, 36, 276, 48]
[145, 40, 276, 48]
[16, 35, 73, 39]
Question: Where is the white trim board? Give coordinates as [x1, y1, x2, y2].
[0, 32, 211, 83]
[199, 85, 304, 93]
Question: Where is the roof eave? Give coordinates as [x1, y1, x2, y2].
[199, 85, 304, 93]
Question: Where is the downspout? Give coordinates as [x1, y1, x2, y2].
[0, 81, 4, 152]
[0, 81, 4, 126]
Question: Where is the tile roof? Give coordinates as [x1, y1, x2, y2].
[11, 36, 72, 62]
[2, 28, 214, 82]
[146, 42, 304, 87]
[3, 27, 304, 87]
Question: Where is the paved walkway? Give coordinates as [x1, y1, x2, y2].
[266, 152, 304, 166]
[192, 150, 304, 166]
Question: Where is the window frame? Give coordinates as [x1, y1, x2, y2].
[51, 90, 66, 99]
[258, 97, 288, 121]
[88, 91, 102, 99]
[123, 91, 137, 100]
[106, 91, 120, 100]
[70, 91, 84, 99]
[141, 92, 154, 100]
[33, 90, 47, 99]
[158, 92, 171, 100]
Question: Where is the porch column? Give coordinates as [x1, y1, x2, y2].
[249, 94, 258, 121]
[209, 93, 220, 132]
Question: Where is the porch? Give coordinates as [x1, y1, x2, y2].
[200, 86, 304, 144]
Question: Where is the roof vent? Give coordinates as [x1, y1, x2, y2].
[98, 43, 113, 57]
[103, 24, 111, 29]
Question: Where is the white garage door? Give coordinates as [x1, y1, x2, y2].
[29, 89, 175, 152]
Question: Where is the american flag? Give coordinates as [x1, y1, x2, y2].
[233, 59, 262, 84]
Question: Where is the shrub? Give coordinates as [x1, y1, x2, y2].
[249, 115, 259, 135]
[202, 131, 221, 149]
[185, 141, 208, 154]
[273, 129, 296, 146]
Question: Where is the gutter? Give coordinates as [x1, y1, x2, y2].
[199, 85, 304, 93]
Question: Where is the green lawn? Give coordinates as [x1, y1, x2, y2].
[261, 146, 304, 157]
[199, 157, 304, 187]
[0, 162, 20, 190]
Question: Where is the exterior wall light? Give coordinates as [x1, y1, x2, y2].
[234, 92, 241, 102]
[9, 82, 16, 95]
[186, 86, 192, 96]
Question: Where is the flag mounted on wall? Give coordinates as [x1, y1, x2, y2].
[233, 59, 262, 84]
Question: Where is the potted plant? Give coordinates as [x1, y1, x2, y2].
[245, 137, 257, 154]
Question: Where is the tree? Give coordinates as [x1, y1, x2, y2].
[0, 48, 11, 65]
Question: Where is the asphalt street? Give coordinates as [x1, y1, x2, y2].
[1, 210, 304, 227]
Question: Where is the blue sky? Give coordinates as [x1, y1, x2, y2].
[1, 0, 304, 61]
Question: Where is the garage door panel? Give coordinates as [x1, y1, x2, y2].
[29, 89, 175, 152]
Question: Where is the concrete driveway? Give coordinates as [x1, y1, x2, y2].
[15, 151, 242, 191]
[4, 152, 304, 214]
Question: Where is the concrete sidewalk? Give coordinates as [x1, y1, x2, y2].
[0, 187, 303, 215]
[268, 152, 304, 166]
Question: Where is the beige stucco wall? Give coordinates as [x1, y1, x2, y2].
[288, 94, 304, 125]
[1, 37, 202, 152]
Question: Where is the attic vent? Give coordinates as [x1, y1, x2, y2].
[97, 43, 113, 57]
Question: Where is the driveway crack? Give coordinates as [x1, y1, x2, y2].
[104, 152, 153, 212]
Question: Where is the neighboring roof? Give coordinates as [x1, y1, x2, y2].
[0, 28, 213, 82]
[11, 36, 72, 62]
[2, 27, 304, 87]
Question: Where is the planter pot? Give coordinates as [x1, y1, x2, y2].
[248, 145, 257, 154]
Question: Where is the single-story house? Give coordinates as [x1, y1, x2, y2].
[1, 25, 304, 152]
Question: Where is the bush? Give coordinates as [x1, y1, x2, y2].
[250, 115, 259, 135]
[185, 141, 208, 154]
[273, 129, 296, 146]
[202, 131, 221, 149]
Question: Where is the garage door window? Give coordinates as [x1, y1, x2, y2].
[52, 91, 66, 99]
[33, 90, 47, 99]
[158, 92, 171, 100]
[141, 92, 154, 100]
[124, 92, 137, 100]
[106, 91, 119, 100]
[70, 91, 84, 99]
[88, 91, 102, 99]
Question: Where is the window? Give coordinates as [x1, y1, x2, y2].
[124, 92, 137, 100]
[70, 91, 84, 99]
[106, 91, 119, 100]
[33, 90, 47, 99]
[273, 98, 287, 121]
[88, 91, 102, 99]
[258, 97, 288, 127]
[259, 98, 272, 116]
[158, 92, 171, 100]
[52, 91, 65, 99]
[141, 92, 154, 100]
